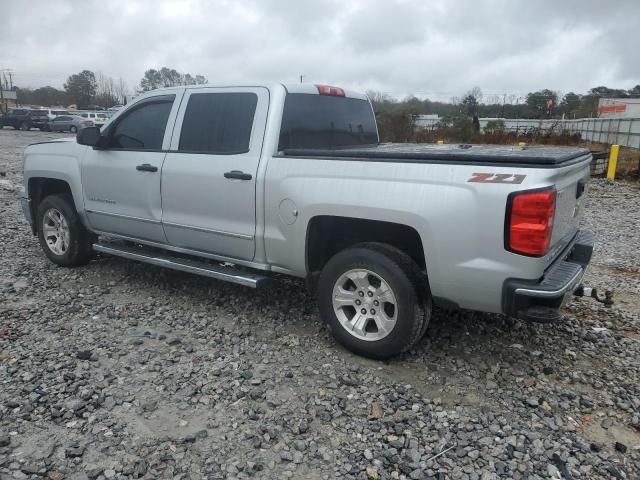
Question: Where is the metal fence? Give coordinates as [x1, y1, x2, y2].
[484, 117, 640, 149]
[416, 116, 640, 149]
[559, 117, 640, 149]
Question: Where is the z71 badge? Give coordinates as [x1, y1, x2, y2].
[467, 173, 526, 184]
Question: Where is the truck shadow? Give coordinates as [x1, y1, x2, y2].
[92, 253, 579, 368]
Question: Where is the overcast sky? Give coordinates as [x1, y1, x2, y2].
[1, 0, 638, 101]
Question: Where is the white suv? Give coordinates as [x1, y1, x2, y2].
[43, 109, 71, 120]
[76, 111, 110, 127]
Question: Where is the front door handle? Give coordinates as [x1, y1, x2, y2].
[136, 163, 158, 172]
[224, 170, 252, 180]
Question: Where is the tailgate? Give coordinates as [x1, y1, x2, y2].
[547, 156, 591, 263]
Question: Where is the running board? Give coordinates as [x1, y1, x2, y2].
[93, 243, 270, 288]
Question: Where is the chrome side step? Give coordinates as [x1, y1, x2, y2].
[93, 242, 270, 288]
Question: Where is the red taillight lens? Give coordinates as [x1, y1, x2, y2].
[506, 188, 556, 256]
[316, 84, 345, 97]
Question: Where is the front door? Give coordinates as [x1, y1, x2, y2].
[81, 93, 181, 243]
[161, 87, 269, 260]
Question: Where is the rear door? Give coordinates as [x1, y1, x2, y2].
[161, 87, 269, 260]
[51, 116, 70, 131]
[10, 109, 28, 128]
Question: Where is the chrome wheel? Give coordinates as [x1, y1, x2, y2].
[332, 269, 398, 341]
[42, 208, 70, 255]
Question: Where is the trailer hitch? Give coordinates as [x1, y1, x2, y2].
[574, 285, 614, 306]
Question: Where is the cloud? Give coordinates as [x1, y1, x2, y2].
[1, 0, 638, 100]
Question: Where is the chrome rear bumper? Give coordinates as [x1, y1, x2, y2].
[502, 230, 594, 322]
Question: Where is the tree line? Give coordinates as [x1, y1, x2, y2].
[11, 67, 639, 122]
[13, 67, 208, 109]
[370, 85, 640, 142]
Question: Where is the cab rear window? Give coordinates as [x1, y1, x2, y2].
[278, 93, 378, 150]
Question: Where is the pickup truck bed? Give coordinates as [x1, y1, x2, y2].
[281, 143, 590, 166]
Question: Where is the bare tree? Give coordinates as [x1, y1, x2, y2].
[366, 90, 391, 104]
[94, 71, 118, 107]
[467, 86, 483, 104]
[115, 77, 129, 105]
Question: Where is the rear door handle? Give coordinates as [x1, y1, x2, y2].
[136, 163, 158, 172]
[224, 170, 252, 180]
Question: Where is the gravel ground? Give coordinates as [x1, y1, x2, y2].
[1, 129, 639, 480]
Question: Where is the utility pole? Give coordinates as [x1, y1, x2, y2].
[0, 73, 5, 113]
[8, 71, 13, 89]
[299, 74, 305, 84]
[501, 93, 506, 118]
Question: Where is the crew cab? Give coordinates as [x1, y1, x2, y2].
[20, 84, 593, 358]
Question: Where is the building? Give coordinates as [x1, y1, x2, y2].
[0, 90, 17, 112]
[414, 114, 440, 128]
[597, 98, 640, 118]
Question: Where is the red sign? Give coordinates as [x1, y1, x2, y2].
[598, 104, 626, 113]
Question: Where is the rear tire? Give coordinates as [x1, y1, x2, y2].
[20, 122, 30, 131]
[317, 243, 431, 359]
[36, 193, 93, 267]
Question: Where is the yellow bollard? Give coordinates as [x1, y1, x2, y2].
[436, 140, 444, 144]
[607, 144, 619, 181]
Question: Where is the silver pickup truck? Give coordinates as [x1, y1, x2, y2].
[20, 83, 593, 358]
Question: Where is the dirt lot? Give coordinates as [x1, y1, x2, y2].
[0, 129, 639, 479]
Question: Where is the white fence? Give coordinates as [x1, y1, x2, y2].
[551, 117, 640, 149]
[416, 116, 640, 149]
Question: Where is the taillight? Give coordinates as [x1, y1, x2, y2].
[316, 84, 345, 97]
[506, 188, 556, 256]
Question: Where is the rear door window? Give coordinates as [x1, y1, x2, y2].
[278, 93, 378, 150]
[178, 92, 257, 154]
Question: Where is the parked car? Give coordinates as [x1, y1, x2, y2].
[46, 115, 94, 133]
[0, 108, 30, 129]
[77, 111, 110, 127]
[0, 109, 51, 130]
[42, 108, 71, 120]
[22, 110, 51, 130]
[20, 83, 594, 359]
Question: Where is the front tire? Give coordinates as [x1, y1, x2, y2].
[20, 122, 30, 131]
[36, 193, 93, 267]
[317, 243, 431, 359]
[69, 125, 78, 133]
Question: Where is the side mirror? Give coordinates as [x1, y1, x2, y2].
[77, 126, 102, 147]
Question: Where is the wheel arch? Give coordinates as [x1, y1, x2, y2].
[305, 215, 427, 293]
[28, 177, 76, 234]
